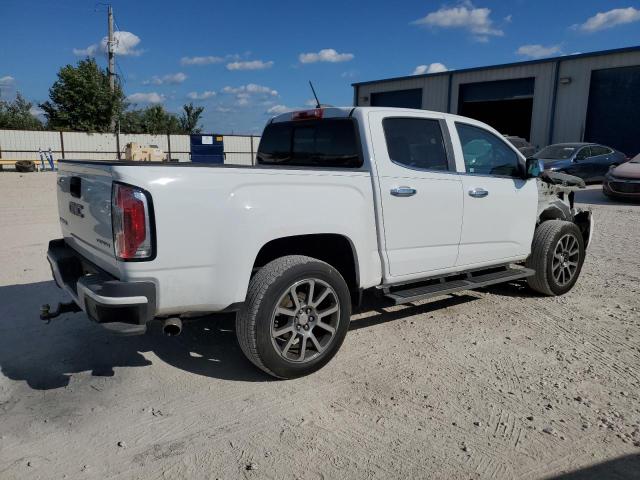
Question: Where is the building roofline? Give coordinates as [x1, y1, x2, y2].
[352, 45, 640, 87]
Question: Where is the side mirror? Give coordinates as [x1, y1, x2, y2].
[526, 157, 544, 178]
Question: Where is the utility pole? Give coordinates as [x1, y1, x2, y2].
[107, 4, 116, 130]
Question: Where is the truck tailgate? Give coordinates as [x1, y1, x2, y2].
[57, 162, 118, 275]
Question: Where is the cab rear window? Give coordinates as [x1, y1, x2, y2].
[257, 119, 362, 168]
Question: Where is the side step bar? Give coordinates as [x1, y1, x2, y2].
[384, 266, 535, 305]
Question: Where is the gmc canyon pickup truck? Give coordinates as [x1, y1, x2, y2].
[44, 107, 593, 378]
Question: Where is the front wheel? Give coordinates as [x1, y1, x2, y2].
[236, 255, 351, 379]
[526, 220, 586, 296]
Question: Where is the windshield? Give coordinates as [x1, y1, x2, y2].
[257, 119, 361, 168]
[534, 145, 577, 160]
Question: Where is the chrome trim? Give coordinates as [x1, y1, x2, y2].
[390, 186, 417, 197]
[468, 187, 489, 198]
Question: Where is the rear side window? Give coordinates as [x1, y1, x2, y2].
[382, 118, 449, 171]
[590, 145, 611, 156]
[257, 119, 361, 168]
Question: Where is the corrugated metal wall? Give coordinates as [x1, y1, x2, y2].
[553, 50, 640, 144]
[0, 130, 259, 165]
[355, 49, 640, 150]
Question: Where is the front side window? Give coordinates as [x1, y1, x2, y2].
[456, 123, 521, 177]
[257, 119, 361, 168]
[382, 118, 449, 171]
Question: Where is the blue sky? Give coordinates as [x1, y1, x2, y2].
[1, 0, 639, 133]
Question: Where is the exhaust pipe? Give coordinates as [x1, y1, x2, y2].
[162, 317, 182, 336]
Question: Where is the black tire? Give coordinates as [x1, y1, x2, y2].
[526, 220, 585, 296]
[15, 160, 36, 173]
[236, 255, 351, 379]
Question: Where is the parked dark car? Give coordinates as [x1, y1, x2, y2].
[533, 142, 627, 182]
[505, 136, 536, 157]
[603, 153, 640, 201]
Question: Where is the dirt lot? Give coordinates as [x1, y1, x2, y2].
[0, 172, 639, 479]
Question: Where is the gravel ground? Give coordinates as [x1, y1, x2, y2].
[0, 172, 639, 480]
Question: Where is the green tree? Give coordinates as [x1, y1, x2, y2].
[0, 93, 44, 130]
[40, 58, 124, 132]
[179, 103, 204, 134]
[119, 105, 183, 134]
[119, 104, 205, 134]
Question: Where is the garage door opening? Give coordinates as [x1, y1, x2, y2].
[585, 65, 640, 156]
[458, 78, 535, 141]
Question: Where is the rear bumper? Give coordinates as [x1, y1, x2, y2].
[47, 239, 156, 334]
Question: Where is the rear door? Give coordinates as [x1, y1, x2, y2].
[369, 111, 463, 280]
[450, 121, 538, 267]
[57, 162, 117, 273]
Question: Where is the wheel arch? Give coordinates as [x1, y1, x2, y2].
[252, 233, 360, 296]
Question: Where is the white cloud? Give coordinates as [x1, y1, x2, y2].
[143, 72, 187, 85]
[126, 92, 165, 104]
[73, 45, 98, 56]
[103, 31, 143, 56]
[29, 105, 45, 119]
[226, 60, 273, 71]
[298, 48, 354, 64]
[412, 2, 504, 41]
[187, 90, 216, 100]
[74, 31, 143, 57]
[576, 7, 640, 32]
[412, 62, 448, 75]
[222, 84, 278, 96]
[516, 44, 562, 59]
[267, 105, 294, 115]
[180, 55, 224, 66]
[0, 75, 15, 86]
[305, 99, 318, 106]
[0, 76, 16, 99]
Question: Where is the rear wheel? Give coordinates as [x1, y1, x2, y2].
[236, 255, 351, 379]
[526, 220, 585, 296]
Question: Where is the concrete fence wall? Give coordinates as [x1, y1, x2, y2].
[0, 130, 260, 165]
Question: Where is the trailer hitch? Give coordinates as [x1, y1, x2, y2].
[40, 302, 82, 324]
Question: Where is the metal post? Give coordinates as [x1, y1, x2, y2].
[167, 133, 172, 161]
[250, 135, 254, 165]
[115, 130, 121, 160]
[59, 131, 65, 159]
[107, 5, 116, 131]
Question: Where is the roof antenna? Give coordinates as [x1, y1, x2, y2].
[309, 81, 321, 108]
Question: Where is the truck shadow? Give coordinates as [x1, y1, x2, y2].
[545, 453, 640, 480]
[0, 281, 504, 389]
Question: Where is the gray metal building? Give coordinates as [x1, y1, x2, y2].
[352, 46, 640, 156]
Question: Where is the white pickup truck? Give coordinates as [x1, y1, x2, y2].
[44, 107, 593, 378]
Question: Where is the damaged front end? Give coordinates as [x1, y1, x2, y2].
[536, 171, 594, 248]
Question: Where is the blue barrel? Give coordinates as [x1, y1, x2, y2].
[190, 134, 224, 164]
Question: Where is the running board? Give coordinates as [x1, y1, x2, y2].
[384, 266, 535, 305]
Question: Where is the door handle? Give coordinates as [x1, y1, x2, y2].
[390, 186, 417, 197]
[468, 188, 489, 198]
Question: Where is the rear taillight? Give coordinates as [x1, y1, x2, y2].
[292, 108, 323, 121]
[112, 183, 153, 260]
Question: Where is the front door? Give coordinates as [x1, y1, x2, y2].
[369, 111, 463, 280]
[450, 121, 538, 267]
